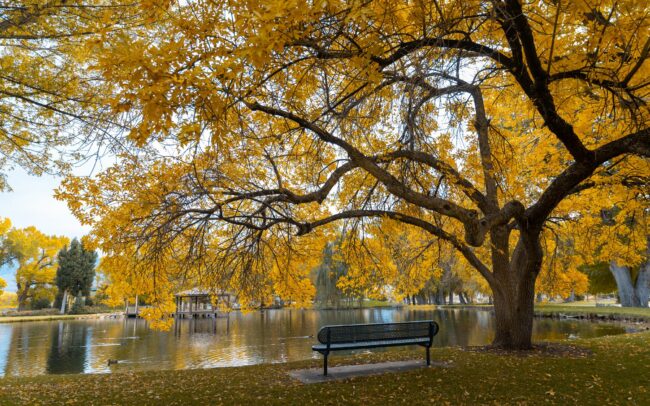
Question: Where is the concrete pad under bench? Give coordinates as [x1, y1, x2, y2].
[288, 359, 448, 384]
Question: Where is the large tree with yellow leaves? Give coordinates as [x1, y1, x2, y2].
[59, 0, 649, 349]
[4, 226, 68, 310]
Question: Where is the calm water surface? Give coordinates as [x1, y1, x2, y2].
[0, 308, 634, 377]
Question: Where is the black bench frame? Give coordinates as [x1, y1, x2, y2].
[312, 320, 439, 375]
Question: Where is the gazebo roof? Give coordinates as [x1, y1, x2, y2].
[174, 288, 232, 297]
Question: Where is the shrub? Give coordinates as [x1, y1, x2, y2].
[69, 300, 85, 314]
[3, 308, 59, 317]
[31, 297, 52, 310]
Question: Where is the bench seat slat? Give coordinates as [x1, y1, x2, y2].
[312, 337, 430, 352]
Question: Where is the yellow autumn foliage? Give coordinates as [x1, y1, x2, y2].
[52, 0, 649, 346]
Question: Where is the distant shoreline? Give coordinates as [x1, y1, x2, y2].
[0, 312, 122, 323]
[2, 304, 648, 325]
[430, 303, 650, 326]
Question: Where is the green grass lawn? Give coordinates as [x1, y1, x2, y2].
[0, 330, 648, 405]
[534, 304, 650, 320]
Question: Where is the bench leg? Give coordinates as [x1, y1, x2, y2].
[426, 346, 430, 366]
[324, 352, 329, 376]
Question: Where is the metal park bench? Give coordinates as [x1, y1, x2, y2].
[312, 320, 439, 375]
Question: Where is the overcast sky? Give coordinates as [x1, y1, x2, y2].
[0, 169, 90, 292]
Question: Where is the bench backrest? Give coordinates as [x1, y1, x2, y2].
[317, 320, 438, 345]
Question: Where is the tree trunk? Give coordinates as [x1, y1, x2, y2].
[448, 291, 453, 305]
[74, 293, 84, 308]
[566, 290, 575, 303]
[491, 273, 536, 349]
[436, 289, 445, 305]
[16, 283, 30, 311]
[610, 261, 641, 307]
[459, 292, 467, 304]
[60, 290, 68, 314]
[635, 260, 649, 308]
[489, 230, 540, 350]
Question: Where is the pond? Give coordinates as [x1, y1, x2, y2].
[0, 307, 635, 377]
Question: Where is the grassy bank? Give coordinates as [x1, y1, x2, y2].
[312, 299, 399, 310]
[0, 330, 648, 405]
[534, 304, 650, 321]
[427, 303, 650, 322]
[0, 313, 120, 324]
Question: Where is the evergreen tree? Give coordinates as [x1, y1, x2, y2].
[56, 239, 97, 314]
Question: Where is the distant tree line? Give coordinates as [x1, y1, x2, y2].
[0, 218, 97, 312]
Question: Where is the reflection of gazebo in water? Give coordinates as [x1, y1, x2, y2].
[174, 288, 237, 318]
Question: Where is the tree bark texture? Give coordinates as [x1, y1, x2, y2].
[610, 261, 642, 307]
[60, 290, 68, 314]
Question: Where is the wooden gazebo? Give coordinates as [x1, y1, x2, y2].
[174, 288, 236, 318]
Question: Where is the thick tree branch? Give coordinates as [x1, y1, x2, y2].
[377, 149, 489, 213]
[526, 127, 650, 228]
[293, 37, 515, 70]
[383, 74, 500, 214]
[300, 209, 495, 285]
[469, 87, 499, 211]
[499, 0, 591, 163]
[549, 69, 645, 106]
[245, 101, 492, 246]
[298, 21, 591, 164]
[221, 161, 358, 206]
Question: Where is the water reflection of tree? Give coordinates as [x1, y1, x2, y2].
[2, 323, 51, 376]
[46, 321, 88, 374]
